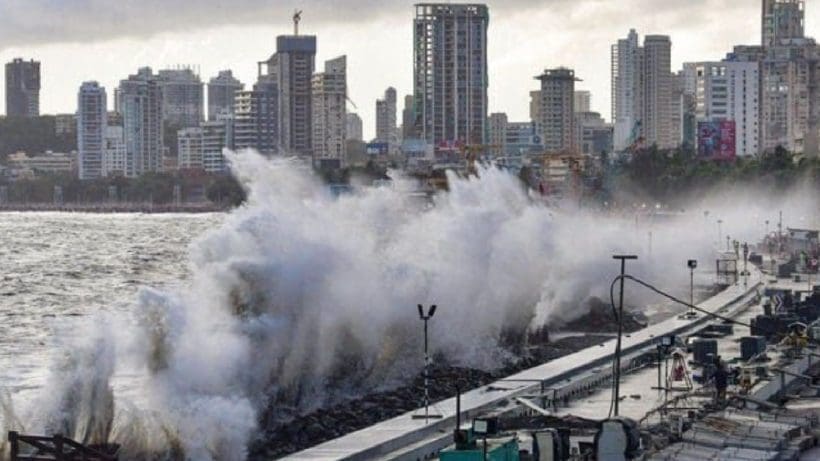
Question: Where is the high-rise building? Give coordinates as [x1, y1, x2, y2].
[402, 94, 415, 139]
[488, 113, 508, 157]
[611, 31, 677, 150]
[536, 68, 578, 153]
[177, 127, 205, 170]
[233, 80, 278, 155]
[642, 35, 676, 149]
[202, 114, 234, 173]
[762, 0, 805, 47]
[118, 67, 164, 177]
[682, 61, 760, 156]
[103, 126, 126, 177]
[727, 0, 819, 155]
[158, 68, 204, 128]
[346, 113, 363, 141]
[207, 70, 243, 120]
[77, 82, 107, 180]
[574, 91, 591, 113]
[5, 58, 40, 117]
[376, 87, 398, 153]
[260, 34, 317, 155]
[414, 3, 489, 148]
[311, 56, 347, 168]
[611, 30, 642, 150]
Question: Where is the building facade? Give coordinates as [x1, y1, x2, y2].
[643, 35, 676, 149]
[311, 56, 347, 168]
[233, 83, 278, 155]
[574, 91, 591, 113]
[202, 114, 233, 173]
[346, 113, 363, 141]
[376, 87, 398, 154]
[261, 35, 317, 155]
[504, 121, 542, 158]
[207, 70, 243, 120]
[402, 94, 415, 140]
[118, 67, 164, 177]
[158, 68, 204, 128]
[611, 31, 678, 150]
[77, 82, 107, 180]
[5, 58, 40, 118]
[488, 113, 508, 157]
[177, 127, 204, 170]
[536, 68, 577, 153]
[103, 126, 126, 177]
[575, 112, 614, 156]
[762, 0, 805, 47]
[727, 1, 820, 156]
[611, 30, 642, 151]
[55, 114, 77, 136]
[413, 3, 489, 148]
[682, 61, 760, 156]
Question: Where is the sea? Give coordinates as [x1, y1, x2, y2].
[0, 212, 222, 399]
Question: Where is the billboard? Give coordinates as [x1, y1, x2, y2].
[366, 142, 389, 156]
[697, 121, 736, 160]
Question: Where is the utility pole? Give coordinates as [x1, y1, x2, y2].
[612, 255, 638, 417]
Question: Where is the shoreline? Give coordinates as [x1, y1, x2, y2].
[0, 203, 232, 214]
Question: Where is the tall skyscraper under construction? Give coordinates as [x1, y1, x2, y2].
[413, 3, 489, 148]
[259, 18, 317, 156]
[5, 58, 40, 118]
[762, 0, 805, 47]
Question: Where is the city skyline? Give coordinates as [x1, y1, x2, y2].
[0, 1, 791, 140]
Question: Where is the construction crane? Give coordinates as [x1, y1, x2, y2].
[293, 10, 302, 35]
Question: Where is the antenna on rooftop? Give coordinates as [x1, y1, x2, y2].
[293, 10, 303, 35]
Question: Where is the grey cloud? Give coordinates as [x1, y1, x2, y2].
[2, 0, 748, 50]
[0, 0, 559, 49]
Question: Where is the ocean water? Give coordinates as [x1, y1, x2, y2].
[0, 212, 222, 398]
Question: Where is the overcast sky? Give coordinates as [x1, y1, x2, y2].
[0, 0, 809, 140]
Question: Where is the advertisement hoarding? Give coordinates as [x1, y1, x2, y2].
[697, 121, 736, 160]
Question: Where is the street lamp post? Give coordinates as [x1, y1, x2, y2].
[688, 260, 698, 317]
[612, 255, 638, 417]
[415, 304, 440, 422]
[717, 219, 723, 246]
[742, 243, 749, 288]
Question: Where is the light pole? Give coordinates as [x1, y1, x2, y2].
[612, 255, 638, 417]
[717, 219, 723, 246]
[742, 243, 749, 288]
[415, 304, 440, 422]
[688, 260, 698, 317]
